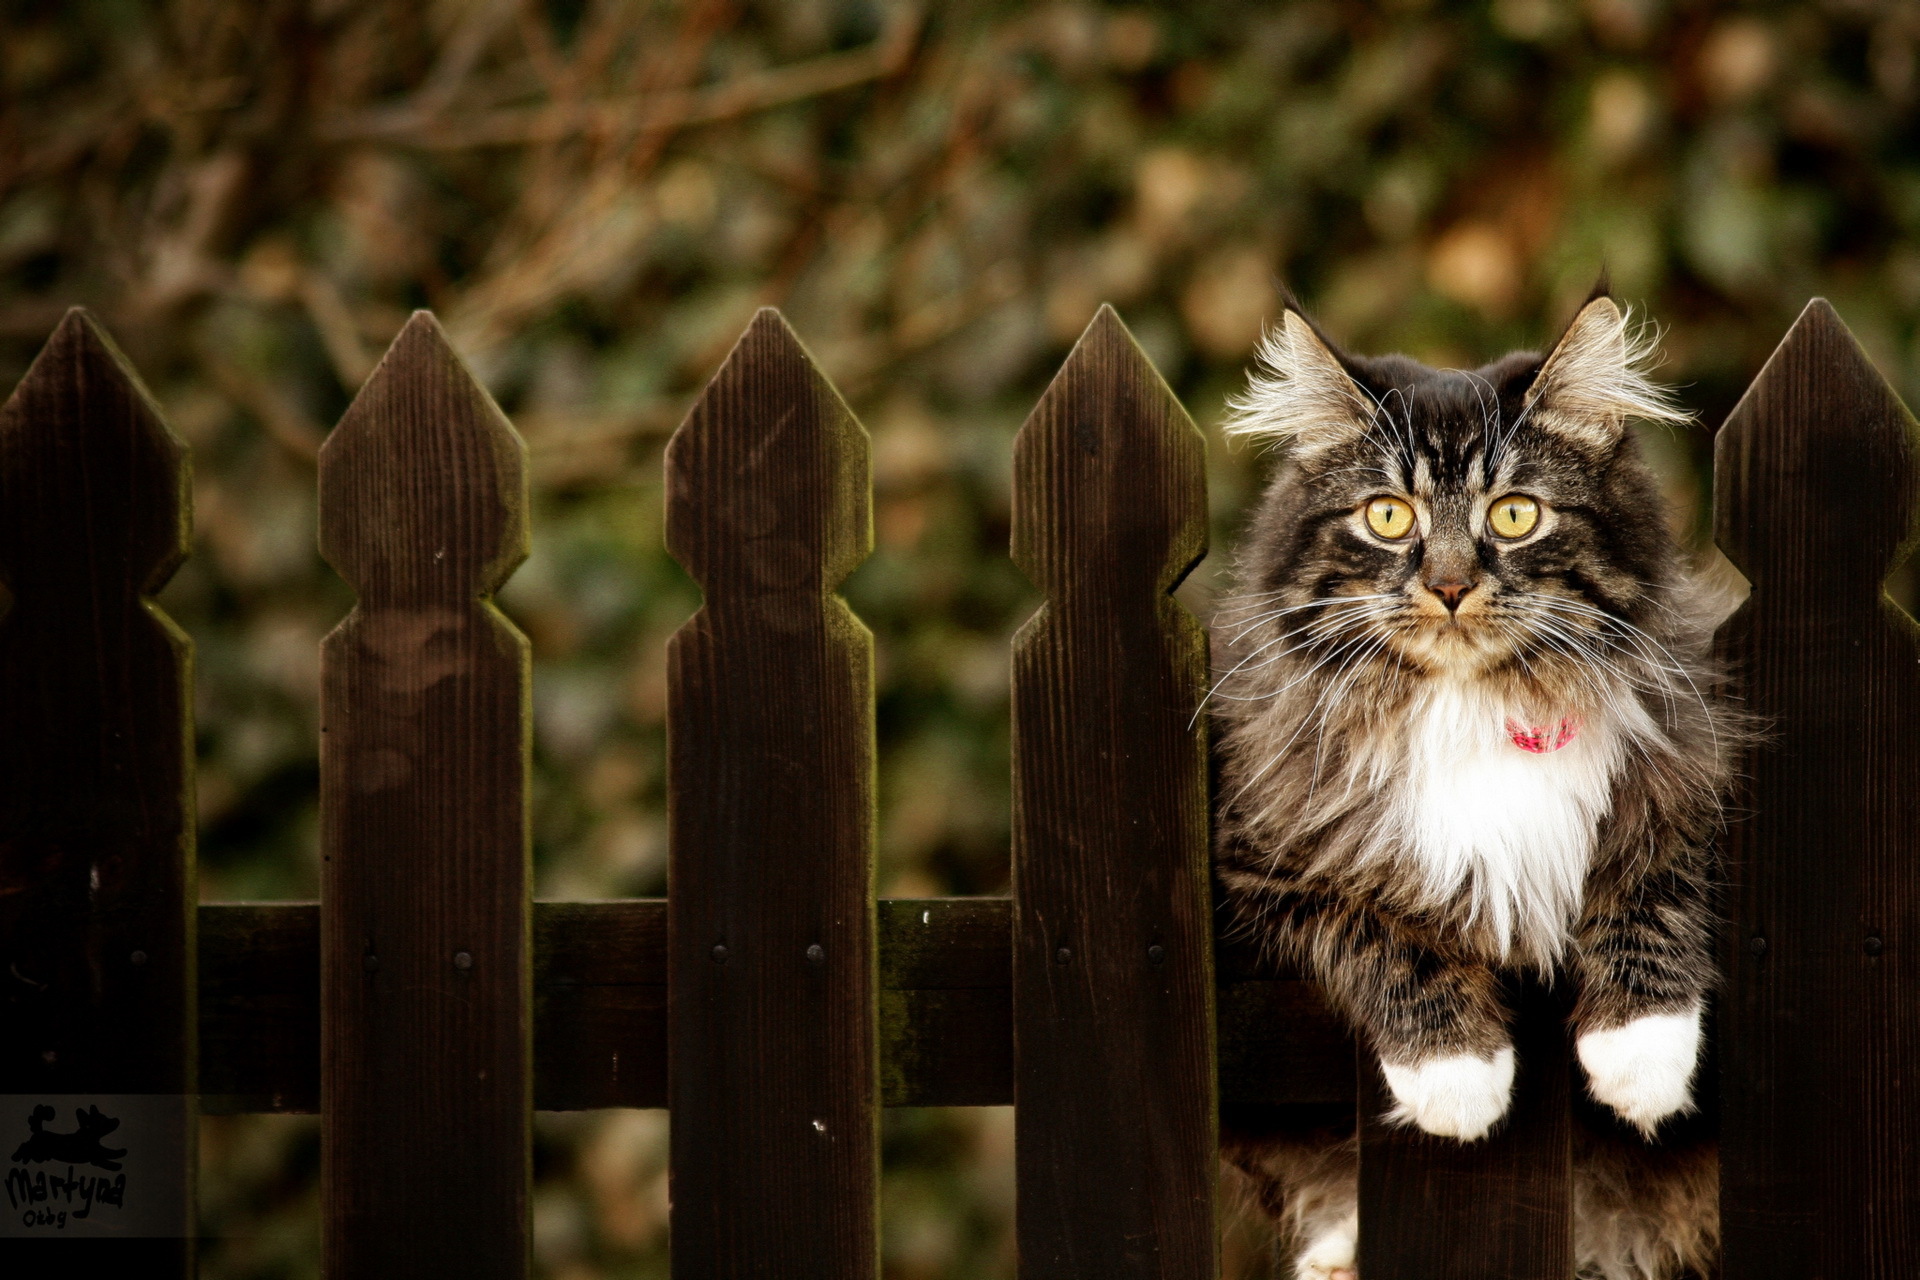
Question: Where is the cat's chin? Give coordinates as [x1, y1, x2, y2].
[1390, 629, 1514, 681]
[1393, 623, 1598, 691]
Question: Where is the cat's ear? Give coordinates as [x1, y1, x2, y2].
[1525, 295, 1688, 447]
[1224, 309, 1375, 462]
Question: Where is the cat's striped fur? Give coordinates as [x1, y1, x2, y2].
[1213, 289, 1743, 1280]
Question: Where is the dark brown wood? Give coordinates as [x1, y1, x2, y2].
[878, 896, 1012, 988]
[200, 903, 320, 1113]
[665, 308, 878, 1279]
[201, 900, 668, 1114]
[0, 309, 196, 1265]
[878, 898, 1011, 1107]
[1214, 935, 1358, 1107]
[200, 897, 1350, 1112]
[1716, 298, 1920, 1278]
[1217, 979, 1355, 1107]
[532, 900, 667, 1111]
[1011, 305, 1217, 1278]
[1357, 982, 1573, 1280]
[318, 312, 532, 1279]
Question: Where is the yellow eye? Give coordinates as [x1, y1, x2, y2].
[1364, 497, 1416, 540]
[1488, 494, 1540, 539]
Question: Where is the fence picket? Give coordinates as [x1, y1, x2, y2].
[19, 295, 1914, 1278]
[1715, 299, 1920, 1278]
[0, 310, 196, 1268]
[1011, 305, 1216, 1278]
[665, 308, 879, 1278]
[1357, 983, 1572, 1278]
[318, 312, 532, 1278]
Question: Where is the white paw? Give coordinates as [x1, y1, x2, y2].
[1295, 1211, 1357, 1280]
[1379, 1047, 1515, 1140]
[1576, 1004, 1703, 1136]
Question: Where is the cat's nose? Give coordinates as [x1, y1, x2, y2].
[1427, 579, 1475, 611]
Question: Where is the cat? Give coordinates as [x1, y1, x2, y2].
[1210, 286, 1742, 1280]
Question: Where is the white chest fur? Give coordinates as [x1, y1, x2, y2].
[1388, 679, 1628, 959]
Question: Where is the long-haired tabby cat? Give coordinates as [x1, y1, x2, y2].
[1212, 287, 1740, 1280]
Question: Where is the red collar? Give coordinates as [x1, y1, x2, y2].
[1507, 716, 1581, 753]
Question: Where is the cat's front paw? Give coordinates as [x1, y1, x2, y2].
[1294, 1211, 1357, 1280]
[1576, 1004, 1703, 1136]
[1378, 1047, 1515, 1140]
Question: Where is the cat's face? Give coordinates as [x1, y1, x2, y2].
[1227, 297, 1688, 683]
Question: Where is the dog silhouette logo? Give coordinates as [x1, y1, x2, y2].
[10, 1106, 127, 1172]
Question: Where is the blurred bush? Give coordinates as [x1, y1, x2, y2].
[7, 0, 1920, 1275]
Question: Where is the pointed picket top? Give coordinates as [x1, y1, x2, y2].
[0, 307, 191, 611]
[663, 306, 879, 1276]
[318, 307, 532, 1278]
[0, 308, 197, 1267]
[1010, 304, 1215, 1278]
[1715, 299, 1920, 1276]
[319, 311, 528, 607]
[1715, 297, 1920, 603]
[665, 307, 871, 602]
[1013, 304, 1207, 605]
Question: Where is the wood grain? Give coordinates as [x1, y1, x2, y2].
[878, 897, 1011, 1107]
[1357, 981, 1573, 1280]
[201, 901, 669, 1113]
[533, 900, 667, 1110]
[665, 309, 878, 1279]
[1716, 298, 1920, 1278]
[318, 312, 532, 1279]
[1011, 305, 1217, 1278]
[0, 309, 196, 1268]
[200, 897, 1349, 1112]
[200, 903, 321, 1113]
[1217, 979, 1356, 1107]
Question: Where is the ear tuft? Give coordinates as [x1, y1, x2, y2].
[1223, 310, 1373, 460]
[1527, 297, 1689, 446]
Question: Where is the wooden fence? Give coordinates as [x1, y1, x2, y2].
[0, 298, 1916, 1278]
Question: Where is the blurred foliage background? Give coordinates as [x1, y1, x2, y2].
[6, 0, 1920, 1274]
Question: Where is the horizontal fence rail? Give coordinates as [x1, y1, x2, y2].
[4, 298, 1919, 1277]
[196, 897, 1350, 1113]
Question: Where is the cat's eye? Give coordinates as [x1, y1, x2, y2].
[1364, 497, 1416, 540]
[1488, 494, 1541, 539]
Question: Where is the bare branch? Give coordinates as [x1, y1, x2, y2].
[321, 6, 922, 148]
